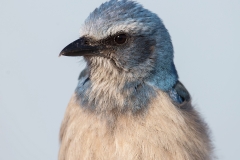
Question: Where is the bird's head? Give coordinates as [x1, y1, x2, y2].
[60, 0, 178, 91]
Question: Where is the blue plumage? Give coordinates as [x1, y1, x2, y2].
[59, 0, 214, 159]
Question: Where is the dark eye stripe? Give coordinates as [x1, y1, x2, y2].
[100, 33, 128, 46]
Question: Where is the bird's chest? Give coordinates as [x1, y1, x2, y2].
[59, 93, 209, 160]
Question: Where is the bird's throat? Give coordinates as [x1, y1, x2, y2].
[75, 74, 156, 115]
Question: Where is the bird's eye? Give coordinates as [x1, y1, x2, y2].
[114, 34, 127, 44]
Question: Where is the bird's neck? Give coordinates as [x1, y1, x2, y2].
[75, 56, 178, 114]
[147, 61, 178, 91]
[75, 66, 156, 114]
[145, 41, 179, 91]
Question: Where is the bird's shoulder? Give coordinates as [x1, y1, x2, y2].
[168, 80, 191, 109]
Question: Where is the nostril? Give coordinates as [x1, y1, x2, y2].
[84, 40, 89, 45]
[80, 38, 90, 45]
[82, 39, 90, 45]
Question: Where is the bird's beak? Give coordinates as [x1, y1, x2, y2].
[59, 37, 99, 57]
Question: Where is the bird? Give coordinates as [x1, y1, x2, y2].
[58, 0, 214, 159]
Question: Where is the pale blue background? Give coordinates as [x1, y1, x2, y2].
[1, 0, 239, 159]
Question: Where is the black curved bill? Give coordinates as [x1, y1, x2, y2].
[59, 37, 99, 57]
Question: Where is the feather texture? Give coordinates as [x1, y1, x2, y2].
[59, 89, 213, 160]
[59, 0, 214, 159]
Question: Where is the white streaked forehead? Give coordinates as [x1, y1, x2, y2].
[80, 19, 150, 40]
[79, 0, 161, 40]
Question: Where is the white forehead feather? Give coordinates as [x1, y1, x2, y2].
[80, 0, 161, 40]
